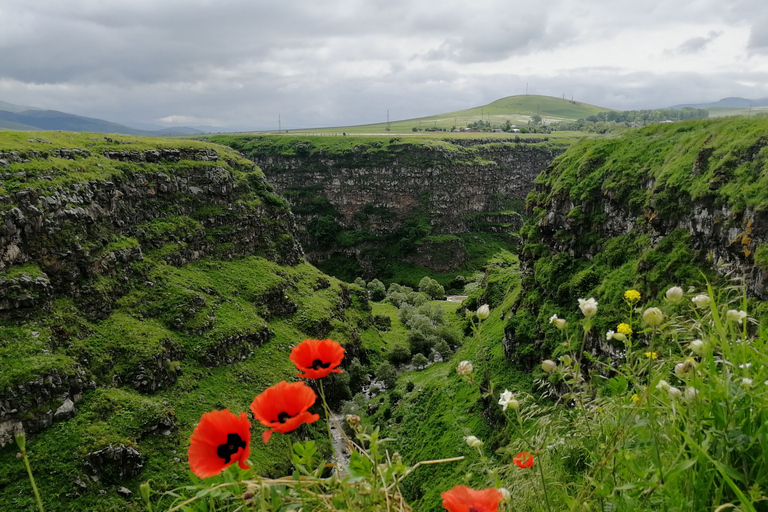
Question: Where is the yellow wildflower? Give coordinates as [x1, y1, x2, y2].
[624, 289, 641, 302]
[645, 351, 658, 360]
[617, 323, 633, 335]
[631, 394, 641, 405]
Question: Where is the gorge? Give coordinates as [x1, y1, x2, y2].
[2, 117, 768, 511]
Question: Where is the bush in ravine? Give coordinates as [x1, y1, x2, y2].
[412, 352, 429, 369]
[367, 278, 387, 301]
[388, 342, 412, 365]
[434, 338, 453, 360]
[373, 314, 392, 330]
[419, 276, 446, 300]
[347, 357, 369, 394]
[375, 361, 398, 389]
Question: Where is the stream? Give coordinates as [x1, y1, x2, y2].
[329, 413, 351, 471]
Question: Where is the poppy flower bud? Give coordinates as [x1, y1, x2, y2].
[13, 427, 25, 453]
[656, 379, 671, 391]
[456, 360, 474, 376]
[643, 307, 664, 327]
[689, 339, 706, 354]
[463, 435, 484, 448]
[498, 487, 511, 502]
[691, 294, 710, 308]
[476, 304, 490, 320]
[345, 414, 361, 425]
[541, 359, 557, 374]
[665, 286, 684, 303]
[668, 386, 682, 399]
[684, 386, 698, 402]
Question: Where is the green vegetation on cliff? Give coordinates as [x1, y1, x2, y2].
[506, 117, 768, 368]
[0, 131, 394, 511]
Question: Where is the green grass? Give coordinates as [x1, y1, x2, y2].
[365, 277, 527, 511]
[0, 253, 385, 511]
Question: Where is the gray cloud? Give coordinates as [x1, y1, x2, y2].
[670, 31, 722, 54]
[748, 17, 768, 53]
[0, 0, 767, 130]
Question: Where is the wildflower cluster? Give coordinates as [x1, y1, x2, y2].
[187, 338, 341, 477]
[530, 283, 768, 511]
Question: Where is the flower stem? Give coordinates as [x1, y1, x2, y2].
[21, 452, 45, 512]
[317, 380, 339, 473]
[509, 414, 553, 512]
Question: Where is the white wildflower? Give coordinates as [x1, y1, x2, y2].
[665, 286, 684, 303]
[691, 294, 711, 308]
[498, 389, 519, 411]
[578, 298, 598, 318]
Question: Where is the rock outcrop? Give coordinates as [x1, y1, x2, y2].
[503, 118, 768, 368]
[214, 135, 563, 275]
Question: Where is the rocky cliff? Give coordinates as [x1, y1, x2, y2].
[503, 117, 768, 369]
[0, 131, 376, 511]
[211, 135, 565, 280]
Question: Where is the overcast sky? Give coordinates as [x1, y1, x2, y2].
[2, 0, 768, 131]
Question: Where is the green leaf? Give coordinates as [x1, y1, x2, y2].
[664, 458, 697, 480]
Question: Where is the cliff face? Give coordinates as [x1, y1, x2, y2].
[0, 132, 380, 512]
[0, 134, 306, 444]
[502, 118, 768, 369]
[212, 135, 564, 278]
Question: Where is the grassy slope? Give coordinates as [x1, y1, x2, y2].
[217, 95, 610, 135]
[362, 253, 525, 511]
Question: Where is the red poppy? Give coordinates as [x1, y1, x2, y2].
[513, 451, 534, 468]
[250, 380, 320, 443]
[440, 485, 503, 512]
[187, 409, 251, 478]
[289, 338, 345, 379]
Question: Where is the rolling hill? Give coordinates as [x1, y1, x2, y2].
[279, 95, 612, 135]
[0, 99, 204, 136]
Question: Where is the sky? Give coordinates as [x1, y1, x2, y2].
[1, 0, 768, 131]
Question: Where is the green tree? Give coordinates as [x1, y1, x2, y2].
[375, 361, 397, 389]
[434, 339, 453, 360]
[418, 276, 445, 300]
[411, 353, 429, 369]
[348, 358, 369, 394]
[367, 279, 386, 301]
[388, 342, 411, 365]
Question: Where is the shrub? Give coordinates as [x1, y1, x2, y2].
[411, 353, 429, 369]
[375, 361, 398, 389]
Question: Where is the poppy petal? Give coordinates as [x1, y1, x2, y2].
[290, 339, 345, 379]
[251, 381, 319, 442]
[188, 409, 251, 478]
[440, 485, 503, 512]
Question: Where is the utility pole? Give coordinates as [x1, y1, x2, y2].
[278, 114, 281, 132]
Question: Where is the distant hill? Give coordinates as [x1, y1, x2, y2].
[0, 99, 205, 136]
[668, 97, 768, 109]
[283, 95, 612, 135]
